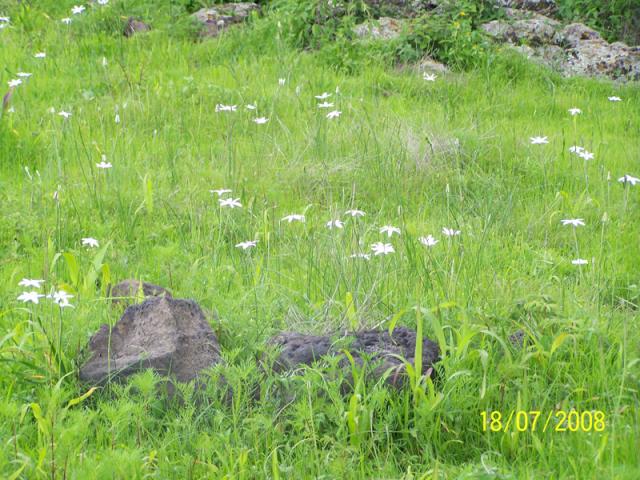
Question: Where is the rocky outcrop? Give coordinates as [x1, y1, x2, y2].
[79, 297, 222, 386]
[192, 3, 259, 38]
[266, 327, 440, 389]
[481, 9, 640, 81]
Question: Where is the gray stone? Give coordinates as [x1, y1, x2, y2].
[192, 3, 259, 38]
[108, 279, 171, 306]
[123, 18, 151, 37]
[79, 297, 222, 386]
[266, 326, 440, 388]
[481, 16, 560, 46]
[563, 39, 640, 82]
[353, 17, 404, 40]
[559, 23, 602, 48]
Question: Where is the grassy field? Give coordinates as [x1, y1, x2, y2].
[1, 1, 639, 478]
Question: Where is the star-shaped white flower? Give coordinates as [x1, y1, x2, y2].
[71, 5, 85, 15]
[245, 103, 257, 110]
[19, 278, 45, 288]
[530, 136, 549, 145]
[608, 96, 621, 102]
[210, 188, 232, 196]
[215, 104, 237, 112]
[8, 79, 22, 88]
[561, 218, 585, 227]
[350, 253, 371, 260]
[568, 107, 582, 116]
[326, 110, 341, 119]
[618, 174, 639, 186]
[16, 72, 32, 78]
[371, 242, 394, 255]
[418, 235, 439, 247]
[0, 16, 10, 23]
[18, 291, 45, 304]
[379, 225, 400, 237]
[326, 219, 344, 229]
[442, 227, 461, 237]
[578, 150, 594, 160]
[96, 161, 112, 169]
[235, 240, 257, 250]
[61, 17, 72, 24]
[315, 92, 331, 100]
[317, 102, 334, 109]
[97, 0, 109, 5]
[569, 146, 585, 154]
[34, 52, 46, 58]
[345, 209, 365, 217]
[282, 214, 305, 223]
[52, 290, 74, 308]
[423, 73, 437, 82]
[253, 117, 269, 124]
[58, 111, 72, 119]
[571, 259, 588, 265]
[219, 198, 242, 208]
[82, 237, 99, 248]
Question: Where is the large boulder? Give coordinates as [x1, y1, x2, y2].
[79, 297, 222, 386]
[558, 22, 602, 48]
[192, 3, 259, 38]
[266, 326, 440, 389]
[563, 39, 640, 81]
[481, 13, 560, 46]
[481, 11, 640, 81]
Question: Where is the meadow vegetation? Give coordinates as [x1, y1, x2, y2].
[0, 0, 639, 478]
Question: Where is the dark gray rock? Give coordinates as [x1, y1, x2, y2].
[192, 3, 259, 38]
[108, 280, 171, 306]
[79, 297, 222, 386]
[266, 327, 440, 388]
[123, 17, 151, 37]
[508, 329, 526, 348]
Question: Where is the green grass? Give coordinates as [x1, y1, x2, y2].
[1, 1, 639, 478]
